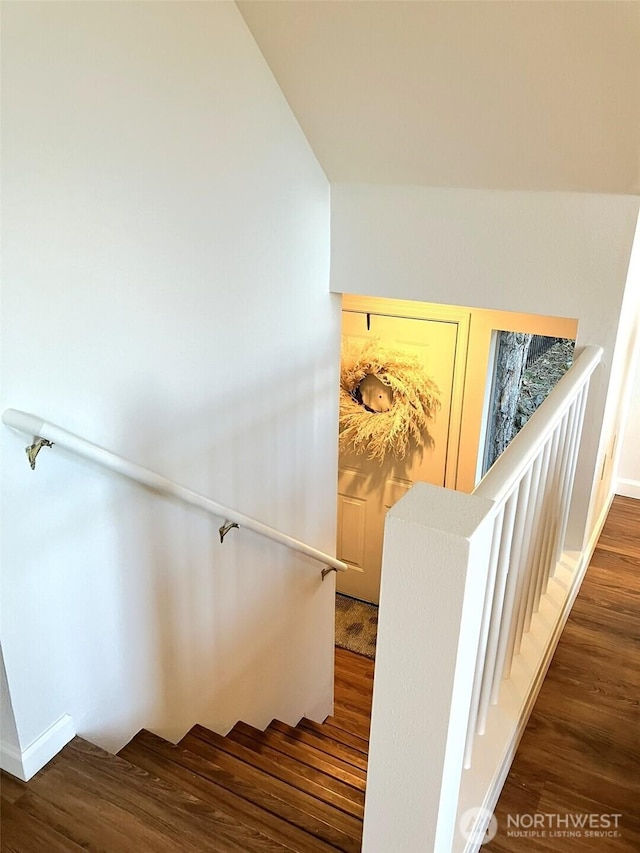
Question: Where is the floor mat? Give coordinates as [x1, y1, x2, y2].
[335, 593, 378, 659]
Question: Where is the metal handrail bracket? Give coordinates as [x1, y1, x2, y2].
[2, 408, 348, 578]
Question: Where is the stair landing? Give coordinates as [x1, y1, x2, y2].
[0, 647, 374, 853]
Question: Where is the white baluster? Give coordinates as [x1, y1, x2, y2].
[513, 450, 545, 655]
[490, 467, 533, 703]
[533, 421, 562, 612]
[476, 489, 517, 734]
[541, 407, 574, 595]
[523, 436, 553, 635]
[463, 505, 505, 769]
[553, 385, 589, 568]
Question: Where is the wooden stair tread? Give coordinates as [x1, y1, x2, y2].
[335, 646, 374, 674]
[298, 718, 370, 754]
[268, 720, 369, 774]
[184, 725, 364, 833]
[180, 727, 362, 853]
[335, 658, 373, 688]
[334, 685, 373, 716]
[187, 724, 365, 814]
[231, 721, 367, 789]
[119, 730, 337, 853]
[329, 706, 372, 740]
[334, 673, 374, 702]
[224, 727, 364, 816]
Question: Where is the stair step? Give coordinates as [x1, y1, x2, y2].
[7, 737, 281, 852]
[334, 652, 375, 683]
[333, 693, 372, 722]
[298, 718, 370, 755]
[334, 650, 375, 689]
[181, 726, 362, 853]
[187, 725, 363, 818]
[268, 720, 369, 774]
[334, 678, 374, 713]
[328, 704, 372, 741]
[120, 730, 335, 853]
[335, 646, 374, 674]
[333, 658, 375, 722]
[226, 723, 365, 815]
[232, 720, 367, 789]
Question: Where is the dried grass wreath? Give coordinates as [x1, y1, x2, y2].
[339, 339, 441, 462]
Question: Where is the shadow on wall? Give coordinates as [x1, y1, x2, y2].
[93, 345, 339, 750]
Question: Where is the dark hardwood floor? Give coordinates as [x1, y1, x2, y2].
[1, 495, 637, 851]
[486, 495, 640, 851]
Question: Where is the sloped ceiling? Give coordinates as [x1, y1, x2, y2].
[238, 1, 640, 193]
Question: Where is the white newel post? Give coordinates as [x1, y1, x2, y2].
[362, 484, 495, 853]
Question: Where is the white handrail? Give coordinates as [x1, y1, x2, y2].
[474, 345, 603, 504]
[2, 408, 348, 576]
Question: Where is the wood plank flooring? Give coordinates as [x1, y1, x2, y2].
[1, 495, 636, 851]
[486, 495, 640, 852]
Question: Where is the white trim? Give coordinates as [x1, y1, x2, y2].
[0, 714, 75, 781]
[616, 478, 640, 500]
[460, 492, 613, 853]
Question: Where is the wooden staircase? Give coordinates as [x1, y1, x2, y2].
[1, 648, 373, 853]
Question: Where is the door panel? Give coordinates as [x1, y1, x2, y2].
[337, 495, 366, 569]
[337, 310, 463, 603]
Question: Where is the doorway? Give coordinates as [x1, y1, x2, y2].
[336, 297, 470, 604]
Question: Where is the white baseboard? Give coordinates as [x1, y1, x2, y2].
[616, 478, 640, 500]
[0, 714, 75, 781]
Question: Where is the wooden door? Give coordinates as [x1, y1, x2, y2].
[337, 309, 466, 604]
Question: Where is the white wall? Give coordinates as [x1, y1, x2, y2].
[617, 359, 640, 498]
[614, 216, 640, 500]
[1, 0, 338, 763]
[331, 184, 640, 550]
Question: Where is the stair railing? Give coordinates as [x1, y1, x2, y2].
[2, 409, 347, 579]
[362, 345, 602, 853]
[465, 344, 597, 765]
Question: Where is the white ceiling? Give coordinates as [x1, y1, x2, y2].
[237, 1, 640, 193]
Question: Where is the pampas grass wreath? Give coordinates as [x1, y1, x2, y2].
[339, 339, 441, 462]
